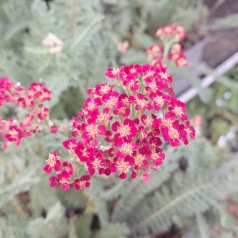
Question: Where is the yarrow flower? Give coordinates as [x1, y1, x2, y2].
[117, 41, 129, 53]
[147, 24, 187, 67]
[0, 77, 56, 149]
[42, 33, 63, 54]
[156, 24, 185, 40]
[44, 62, 195, 191]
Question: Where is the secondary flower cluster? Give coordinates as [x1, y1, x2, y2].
[0, 76, 53, 149]
[147, 43, 187, 67]
[147, 24, 187, 67]
[156, 24, 185, 40]
[44, 63, 195, 191]
[42, 33, 63, 54]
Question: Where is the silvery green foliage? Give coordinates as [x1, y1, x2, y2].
[27, 202, 68, 238]
[93, 223, 130, 238]
[0, 215, 29, 238]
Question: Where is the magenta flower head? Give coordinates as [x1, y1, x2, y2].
[44, 62, 195, 191]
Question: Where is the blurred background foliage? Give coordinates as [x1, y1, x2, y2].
[187, 66, 238, 143]
[1, 0, 238, 238]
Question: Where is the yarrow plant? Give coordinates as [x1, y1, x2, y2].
[44, 60, 195, 191]
[147, 24, 187, 67]
[0, 77, 56, 149]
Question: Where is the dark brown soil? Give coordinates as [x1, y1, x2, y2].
[149, 224, 182, 238]
[202, 29, 238, 67]
[201, 0, 238, 67]
[182, 26, 206, 50]
[205, 0, 238, 18]
[182, 0, 238, 68]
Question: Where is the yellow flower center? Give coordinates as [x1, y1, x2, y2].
[159, 72, 168, 80]
[168, 128, 179, 139]
[92, 158, 101, 169]
[148, 81, 158, 92]
[117, 124, 131, 137]
[172, 106, 183, 117]
[120, 143, 133, 155]
[86, 124, 99, 138]
[130, 68, 136, 74]
[100, 85, 111, 94]
[154, 96, 164, 107]
[116, 160, 130, 173]
[87, 102, 96, 110]
[136, 98, 147, 109]
[9, 129, 18, 138]
[135, 154, 144, 166]
[46, 154, 56, 167]
[162, 119, 173, 128]
[106, 96, 118, 108]
[144, 116, 153, 127]
[97, 113, 110, 124]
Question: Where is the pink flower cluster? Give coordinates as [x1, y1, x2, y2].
[147, 24, 187, 67]
[42, 33, 63, 54]
[44, 63, 195, 191]
[0, 76, 52, 149]
[147, 43, 187, 67]
[156, 24, 185, 40]
[44, 151, 90, 191]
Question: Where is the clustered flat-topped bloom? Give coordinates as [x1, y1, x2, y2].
[156, 24, 185, 41]
[117, 41, 129, 54]
[147, 43, 187, 67]
[44, 63, 195, 191]
[147, 24, 187, 67]
[42, 33, 63, 54]
[0, 76, 54, 149]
